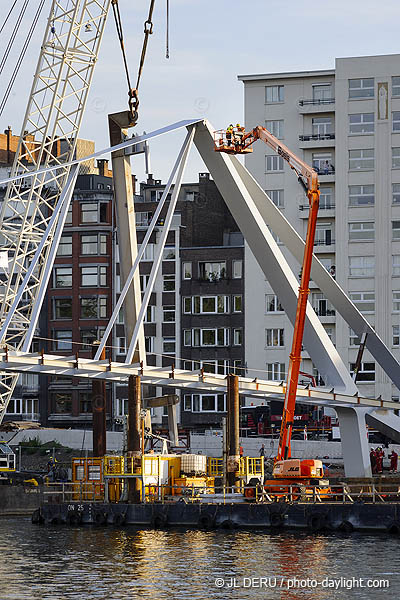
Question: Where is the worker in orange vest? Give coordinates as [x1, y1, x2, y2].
[376, 447, 384, 474]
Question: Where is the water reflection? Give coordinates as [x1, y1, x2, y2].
[0, 519, 398, 599]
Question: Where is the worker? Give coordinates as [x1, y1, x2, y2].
[370, 448, 377, 474]
[234, 123, 245, 146]
[259, 443, 265, 457]
[239, 445, 244, 457]
[376, 447, 384, 474]
[389, 449, 398, 473]
[226, 124, 234, 146]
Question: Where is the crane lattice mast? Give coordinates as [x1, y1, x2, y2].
[0, 0, 112, 422]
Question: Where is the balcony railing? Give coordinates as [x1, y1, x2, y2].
[298, 98, 335, 106]
[299, 203, 335, 211]
[314, 166, 335, 175]
[313, 238, 335, 246]
[313, 308, 336, 317]
[299, 133, 335, 141]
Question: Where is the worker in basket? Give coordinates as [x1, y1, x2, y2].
[235, 123, 245, 146]
[226, 124, 234, 146]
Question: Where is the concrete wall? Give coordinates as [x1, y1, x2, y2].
[0, 428, 123, 452]
[0, 486, 42, 516]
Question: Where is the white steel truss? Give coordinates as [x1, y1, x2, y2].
[0, 0, 112, 421]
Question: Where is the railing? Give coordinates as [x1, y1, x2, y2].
[298, 98, 335, 106]
[313, 166, 335, 175]
[299, 203, 335, 211]
[299, 133, 335, 141]
[313, 239, 335, 246]
[313, 308, 336, 316]
[43, 481, 106, 503]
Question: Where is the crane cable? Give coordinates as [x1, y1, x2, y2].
[0, 0, 30, 77]
[166, 0, 169, 59]
[0, 0, 46, 117]
[0, 0, 19, 37]
[111, 0, 156, 124]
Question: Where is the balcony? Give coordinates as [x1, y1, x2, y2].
[298, 98, 335, 114]
[299, 133, 335, 149]
[299, 203, 335, 218]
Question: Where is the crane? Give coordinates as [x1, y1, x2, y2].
[215, 126, 327, 487]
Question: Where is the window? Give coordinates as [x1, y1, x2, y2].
[53, 392, 72, 414]
[349, 222, 375, 241]
[233, 328, 242, 346]
[163, 306, 175, 322]
[393, 77, 400, 97]
[185, 328, 229, 347]
[199, 261, 226, 281]
[393, 183, 400, 204]
[145, 336, 154, 353]
[80, 297, 107, 319]
[136, 211, 152, 226]
[54, 267, 72, 288]
[265, 85, 284, 103]
[350, 362, 375, 381]
[186, 295, 229, 314]
[79, 392, 92, 414]
[349, 185, 374, 206]
[182, 262, 192, 279]
[140, 274, 150, 292]
[233, 260, 242, 279]
[393, 255, 400, 275]
[267, 362, 285, 381]
[266, 189, 284, 208]
[312, 152, 333, 174]
[266, 120, 284, 138]
[81, 266, 107, 287]
[233, 295, 242, 312]
[349, 256, 374, 277]
[184, 393, 226, 412]
[142, 305, 154, 323]
[53, 298, 72, 319]
[81, 234, 107, 255]
[393, 325, 400, 346]
[349, 113, 374, 134]
[80, 327, 105, 351]
[312, 117, 333, 136]
[393, 112, 400, 132]
[349, 149, 374, 170]
[393, 291, 400, 312]
[163, 337, 176, 354]
[349, 292, 375, 313]
[393, 221, 400, 240]
[54, 330, 72, 351]
[163, 246, 175, 261]
[312, 83, 333, 101]
[314, 222, 333, 246]
[81, 202, 107, 223]
[319, 187, 333, 209]
[117, 337, 126, 354]
[65, 205, 73, 225]
[349, 328, 362, 347]
[266, 155, 284, 172]
[311, 293, 335, 316]
[140, 243, 154, 261]
[266, 294, 283, 312]
[349, 78, 374, 99]
[163, 274, 175, 291]
[266, 328, 284, 347]
[57, 235, 72, 256]
[393, 148, 400, 169]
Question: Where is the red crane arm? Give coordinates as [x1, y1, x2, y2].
[239, 126, 320, 461]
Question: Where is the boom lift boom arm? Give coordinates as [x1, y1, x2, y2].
[215, 126, 320, 463]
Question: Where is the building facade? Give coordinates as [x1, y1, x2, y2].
[239, 53, 400, 406]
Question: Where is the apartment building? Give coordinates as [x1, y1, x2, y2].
[114, 172, 245, 430]
[239, 53, 400, 406]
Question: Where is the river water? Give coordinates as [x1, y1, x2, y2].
[0, 518, 398, 600]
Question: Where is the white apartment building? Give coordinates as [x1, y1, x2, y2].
[239, 54, 400, 403]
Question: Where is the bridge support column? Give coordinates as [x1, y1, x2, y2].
[128, 375, 142, 503]
[227, 374, 240, 491]
[336, 407, 371, 477]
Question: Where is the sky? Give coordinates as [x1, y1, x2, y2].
[1, 0, 400, 184]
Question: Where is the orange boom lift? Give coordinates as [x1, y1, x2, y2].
[215, 126, 329, 497]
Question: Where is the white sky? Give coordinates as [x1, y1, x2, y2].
[1, 0, 400, 184]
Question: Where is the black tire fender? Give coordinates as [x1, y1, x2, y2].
[387, 521, 400, 535]
[219, 519, 236, 530]
[152, 513, 167, 529]
[113, 512, 126, 526]
[198, 513, 215, 530]
[66, 512, 82, 526]
[338, 520, 353, 533]
[94, 510, 108, 525]
[269, 511, 284, 528]
[308, 513, 324, 532]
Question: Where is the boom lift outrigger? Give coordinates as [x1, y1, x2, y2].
[215, 126, 327, 492]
